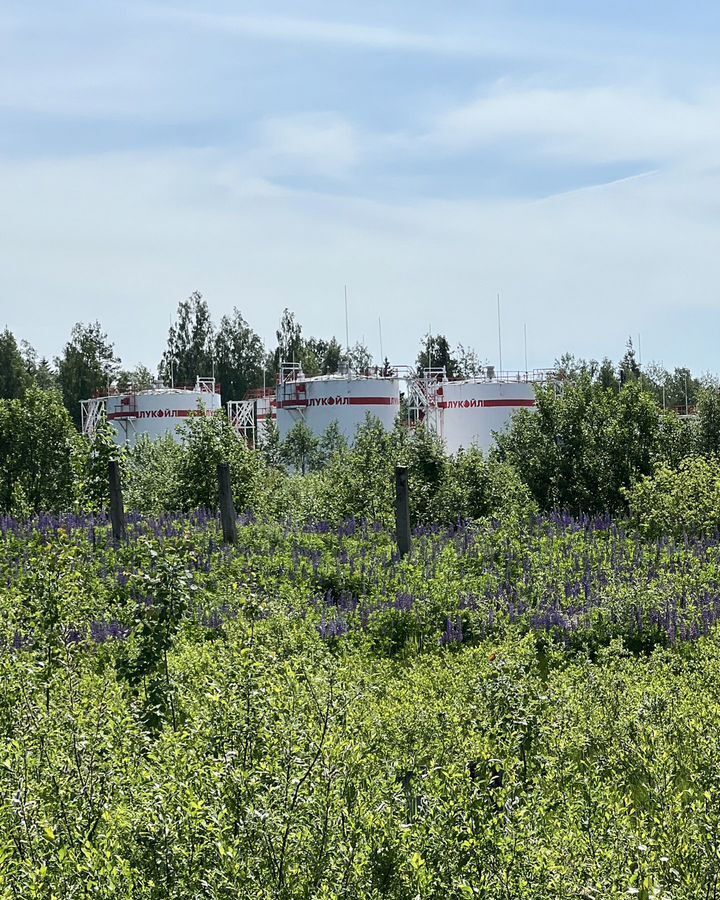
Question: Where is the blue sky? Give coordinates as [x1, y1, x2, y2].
[2, 1, 720, 373]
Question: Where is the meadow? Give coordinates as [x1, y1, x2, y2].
[3, 511, 720, 898]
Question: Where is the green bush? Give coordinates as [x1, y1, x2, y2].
[0, 386, 80, 515]
[625, 455, 720, 539]
[495, 376, 687, 514]
[123, 435, 183, 515]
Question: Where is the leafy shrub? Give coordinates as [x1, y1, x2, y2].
[0, 386, 80, 515]
[174, 411, 268, 513]
[432, 447, 537, 525]
[625, 455, 720, 539]
[495, 375, 687, 513]
[76, 422, 124, 513]
[123, 434, 183, 515]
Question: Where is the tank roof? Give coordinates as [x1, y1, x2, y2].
[91, 386, 220, 401]
[289, 372, 399, 383]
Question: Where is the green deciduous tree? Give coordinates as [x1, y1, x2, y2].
[271, 309, 303, 376]
[0, 386, 80, 514]
[116, 365, 154, 392]
[455, 344, 484, 379]
[416, 334, 459, 378]
[175, 411, 266, 513]
[21, 340, 57, 391]
[160, 291, 214, 387]
[618, 337, 641, 386]
[0, 328, 32, 399]
[495, 376, 683, 514]
[214, 308, 266, 403]
[625, 455, 720, 539]
[280, 419, 321, 475]
[317, 422, 348, 467]
[304, 337, 345, 376]
[347, 340, 373, 374]
[56, 322, 120, 428]
[696, 385, 720, 456]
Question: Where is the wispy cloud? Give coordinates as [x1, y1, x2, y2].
[3, 147, 720, 370]
[137, 6, 524, 58]
[252, 114, 361, 179]
[432, 83, 720, 166]
[4, 1, 720, 373]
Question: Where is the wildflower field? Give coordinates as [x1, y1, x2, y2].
[4, 511, 720, 898]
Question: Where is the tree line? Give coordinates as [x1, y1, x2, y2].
[0, 291, 496, 429]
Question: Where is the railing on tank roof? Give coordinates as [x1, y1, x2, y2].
[89, 378, 220, 399]
[243, 387, 275, 400]
[410, 367, 559, 384]
[279, 360, 399, 381]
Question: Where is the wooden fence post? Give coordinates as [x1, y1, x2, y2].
[395, 465, 411, 559]
[108, 460, 126, 542]
[217, 462, 237, 544]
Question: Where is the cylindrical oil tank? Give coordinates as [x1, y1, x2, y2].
[276, 374, 400, 443]
[104, 387, 222, 446]
[437, 380, 536, 454]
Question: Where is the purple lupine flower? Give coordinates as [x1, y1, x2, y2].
[91, 621, 129, 644]
[440, 616, 463, 646]
[318, 613, 349, 640]
[394, 593, 414, 612]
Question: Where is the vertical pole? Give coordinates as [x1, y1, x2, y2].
[395, 466, 411, 559]
[379, 316, 384, 369]
[217, 462, 237, 544]
[497, 293, 503, 376]
[108, 461, 126, 543]
[344, 285, 350, 357]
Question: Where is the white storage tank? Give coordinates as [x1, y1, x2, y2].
[81, 378, 222, 446]
[436, 378, 536, 454]
[276, 368, 400, 443]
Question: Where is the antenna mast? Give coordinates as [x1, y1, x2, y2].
[524, 322, 528, 374]
[344, 285, 350, 355]
[378, 316, 384, 366]
[497, 293, 503, 375]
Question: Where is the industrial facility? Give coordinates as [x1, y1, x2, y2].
[81, 360, 552, 457]
[81, 378, 221, 445]
[275, 362, 401, 443]
[410, 368, 550, 455]
[254, 361, 550, 454]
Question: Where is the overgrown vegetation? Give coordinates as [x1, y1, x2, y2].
[4, 511, 720, 896]
[7, 320, 720, 895]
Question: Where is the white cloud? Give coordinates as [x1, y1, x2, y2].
[139, 7, 497, 56]
[433, 84, 720, 165]
[252, 114, 361, 178]
[2, 149, 720, 372]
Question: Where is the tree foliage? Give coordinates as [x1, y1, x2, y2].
[0, 387, 80, 514]
[303, 337, 344, 376]
[213, 308, 266, 403]
[0, 328, 32, 399]
[696, 385, 720, 456]
[625, 455, 720, 539]
[159, 292, 214, 387]
[56, 322, 119, 427]
[495, 376, 685, 514]
[280, 419, 321, 475]
[416, 333, 459, 377]
[116, 365, 154, 393]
